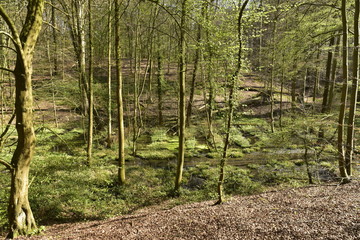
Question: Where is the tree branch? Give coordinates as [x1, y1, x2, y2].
[0, 44, 17, 53]
[0, 67, 14, 73]
[0, 6, 22, 52]
[0, 159, 13, 172]
[0, 111, 15, 141]
[299, 3, 341, 11]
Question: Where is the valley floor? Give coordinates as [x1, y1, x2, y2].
[17, 181, 360, 240]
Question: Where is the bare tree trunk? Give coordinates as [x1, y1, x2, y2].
[107, 0, 112, 148]
[157, 51, 164, 125]
[47, 39, 58, 127]
[87, 0, 94, 166]
[51, 0, 58, 75]
[115, 0, 126, 185]
[344, 0, 360, 179]
[132, 17, 140, 156]
[186, 4, 204, 127]
[0, 0, 44, 237]
[321, 36, 335, 113]
[338, 0, 350, 182]
[174, 0, 187, 192]
[76, 0, 89, 116]
[313, 49, 320, 103]
[327, 35, 341, 112]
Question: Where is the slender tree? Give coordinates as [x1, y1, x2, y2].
[174, 0, 187, 192]
[344, 0, 359, 179]
[186, 2, 204, 127]
[0, 0, 44, 237]
[87, 0, 94, 165]
[337, 0, 350, 182]
[115, 0, 126, 184]
[107, 0, 113, 148]
[321, 36, 335, 113]
[216, 0, 250, 205]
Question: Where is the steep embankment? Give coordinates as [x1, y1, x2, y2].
[17, 181, 360, 240]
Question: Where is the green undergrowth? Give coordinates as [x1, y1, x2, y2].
[0, 111, 351, 234]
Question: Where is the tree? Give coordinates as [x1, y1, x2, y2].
[115, 0, 126, 185]
[58, 0, 89, 116]
[0, 0, 44, 237]
[216, 0, 250, 205]
[337, 0, 350, 182]
[174, 0, 188, 192]
[344, 0, 359, 179]
[87, 0, 94, 165]
[107, 0, 113, 148]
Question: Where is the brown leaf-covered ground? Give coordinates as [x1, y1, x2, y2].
[15, 181, 360, 240]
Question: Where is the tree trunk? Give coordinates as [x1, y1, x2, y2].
[186, 4, 204, 127]
[87, 0, 94, 166]
[327, 35, 341, 112]
[313, 49, 320, 103]
[115, 0, 126, 185]
[76, 0, 89, 116]
[216, 0, 249, 205]
[338, 0, 350, 182]
[51, 0, 58, 75]
[174, 0, 187, 192]
[0, 0, 45, 238]
[321, 36, 335, 113]
[107, 0, 112, 148]
[344, 0, 360, 178]
[157, 51, 164, 126]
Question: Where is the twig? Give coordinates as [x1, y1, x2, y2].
[0, 159, 12, 172]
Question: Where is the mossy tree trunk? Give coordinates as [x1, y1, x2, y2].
[0, 0, 44, 238]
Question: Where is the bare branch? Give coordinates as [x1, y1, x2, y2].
[299, 3, 341, 11]
[0, 44, 17, 53]
[0, 6, 22, 51]
[0, 159, 12, 172]
[0, 67, 14, 73]
[0, 111, 15, 141]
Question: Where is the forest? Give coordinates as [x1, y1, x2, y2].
[0, 0, 359, 239]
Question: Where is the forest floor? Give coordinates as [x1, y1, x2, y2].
[17, 180, 360, 240]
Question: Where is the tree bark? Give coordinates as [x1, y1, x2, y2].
[157, 51, 164, 126]
[344, 0, 359, 178]
[327, 35, 341, 112]
[107, 0, 112, 148]
[174, 0, 187, 192]
[321, 36, 335, 113]
[87, 0, 94, 165]
[51, 0, 58, 75]
[185, 3, 204, 127]
[115, 0, 126, 185]
[0, 0, 44, 238]
[216, 0, 249, 205]
[337, 0, 350, 182]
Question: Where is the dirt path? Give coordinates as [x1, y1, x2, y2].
[17, 181, 360, 240]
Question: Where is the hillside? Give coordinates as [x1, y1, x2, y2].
[16, 181, 360, 240]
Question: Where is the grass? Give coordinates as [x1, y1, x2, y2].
[0, 81, 352, 235]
